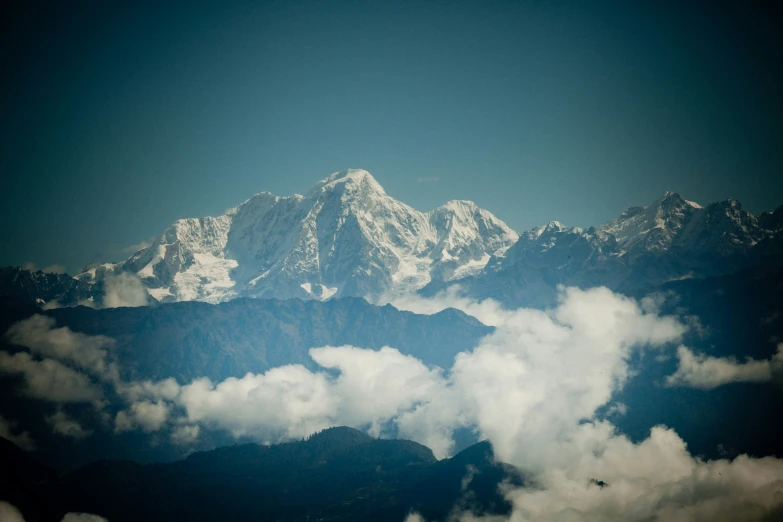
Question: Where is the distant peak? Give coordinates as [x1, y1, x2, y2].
[440, 200, 479, 212]
[311, 169, 386, 195]
[305, 426, 373, 446]
[546, 220, 566, 231]
[647, 191, 704, 211]
[655, 191, 685, 204]
[327, 168, 374, 182]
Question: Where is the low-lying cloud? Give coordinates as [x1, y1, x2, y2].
[0, 351, 103, 403]
[666, 344, 783, 389]
[47, 409, 93, 439]
[103, 272, 150, 308]
[0, 315, 116, 406]
[0, 502, 108, 522]
[121, 287, 688, 460]
[385, 287, 783, 521]
[114, 400, 170, 433]
[3, 287, 783, 520]
[5, 315, 117, 379]
[0, 414, 36, 451]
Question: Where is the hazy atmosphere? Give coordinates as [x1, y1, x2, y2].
[2, 1, 782, 272]
[1, 2, 782, 522]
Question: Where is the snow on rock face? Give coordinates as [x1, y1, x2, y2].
[599, 192, 699, 255]
[486, 191, 780, 295]
[77, 169, 518, 303]
[599, 192, 772, 259]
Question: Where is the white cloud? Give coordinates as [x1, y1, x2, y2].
[0, 351, 103, 403]
[178, 366, 337, 442]
[0, 502, 25, 522]
[310, 346, 447, 437]
[20, 262, 67, 274]
[115, 401, 170, 433]
[384, 288, 783, 522]
[120, 239, 154, 254]
[1, 317, 184, 437]
[171, 424, 200, 445]
[666, 345, 783, 389]
[4, 315, 116, 379]
[0, 503, 108, 522]
[47, 410, 92, 439]
[3, 286, 781, 520]
[0, 414, 36, 451]
[171, 287, 687, 461]
[60, 513, 108, 522]
[378, 284, 513, 327]
[103, 272, 149, 308]
[485, 423, 783, 522]
[115, 377, 180, 403]
[426, 287, 685, 470]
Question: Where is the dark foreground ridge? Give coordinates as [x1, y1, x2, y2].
[0, 426, 522, 522]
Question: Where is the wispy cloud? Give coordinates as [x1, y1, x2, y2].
[666, 345, 782, 389]
[47, 410, 93, 439]
[0, 415, 36, 451]
[21, 261, 66, 274]
[416, 176, 440, 184]
[119, 238, 155, 254]
[0, 351, 104, 403]
[103, 272, 150, 308]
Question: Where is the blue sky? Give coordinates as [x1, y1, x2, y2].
[2, 1, 781, 272]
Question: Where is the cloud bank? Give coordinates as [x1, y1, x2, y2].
[3, 287, 782, 520]
[0, 351, 103, 403]
[5, 315, 117, 378]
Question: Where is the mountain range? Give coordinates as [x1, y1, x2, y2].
[0, 295, 490, 383]
[424, 191, 783, 307]
[0, 170, 782, 521]
[2, 169, 781, 309]
[76, 169, 518, 303]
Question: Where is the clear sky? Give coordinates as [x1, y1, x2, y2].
[2, 1, 781, 273]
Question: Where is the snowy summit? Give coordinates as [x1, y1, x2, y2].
[76, 169, 518, 303]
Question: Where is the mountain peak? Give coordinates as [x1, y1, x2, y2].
[546, 220, 566, 231]
[81, 169, 519, 303]
[441, 200, 479, 211]
[652, 191, 702, 209]
[305, 426, 374, 447]
[312, 169, 386, 196]
[654, 191, 686, 205]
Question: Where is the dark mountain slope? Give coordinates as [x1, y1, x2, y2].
[1, 295, 492, 382]
[0, 267, 99, 307]
[614, 265, 783, 460]
[4, 427, 519, 522]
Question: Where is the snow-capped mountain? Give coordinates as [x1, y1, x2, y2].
[3, 177, 780, 309]
[421, 192, 783, 307]
[75, 169, 518, 303]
